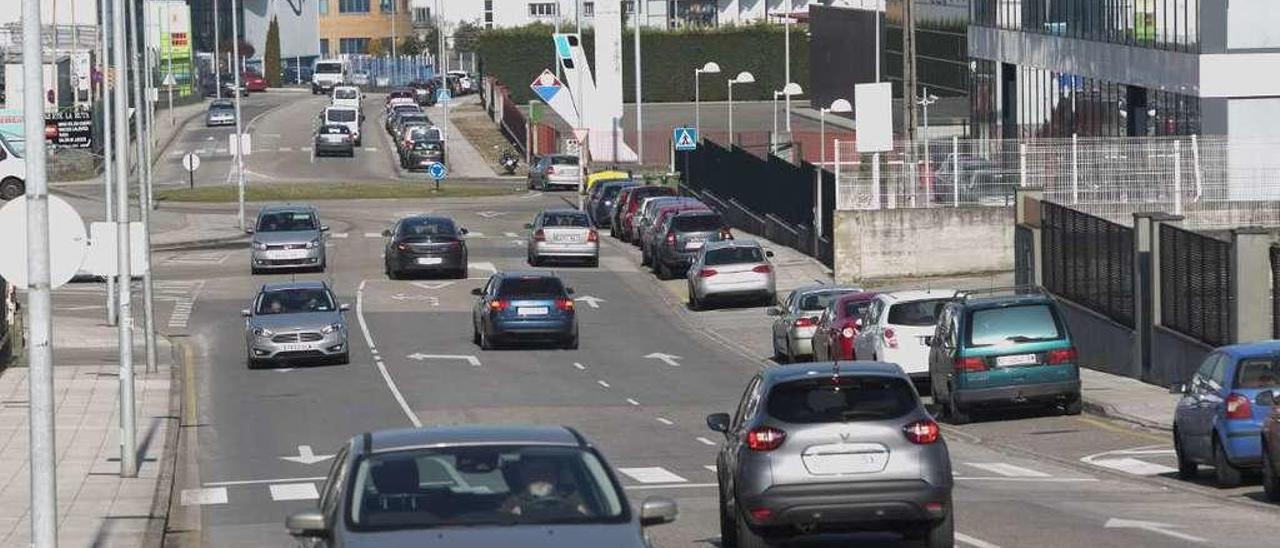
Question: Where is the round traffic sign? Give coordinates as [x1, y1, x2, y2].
[182, 152, 201, 172]
[427, 162, 448, 181]
[0, 195, 89, 289]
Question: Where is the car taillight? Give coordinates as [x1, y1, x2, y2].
[546, 166, 555, 175]
[746, 426, 786, 451]
[720, 228, 733, 240]
[587, 230, 599, 242]
[489, 299, 509, 312]
[748, 507, 773, 523]
[1046, 347, 1077, 365]
[954, 356, 987, 372]
[665, 232, 676, 246]
[533, 229, 546, 242]
[556, 298, 575, 312]
[1227, 393, 1252, 419]
[841, 326, 855, 339]
[752, 264, 773, 274]
[883, 327, 898, 348]
[697, 268, 718, 278]
[903, 419, 940, 444]
[794, 317, 816, 328]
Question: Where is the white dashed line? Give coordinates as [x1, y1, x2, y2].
[656, 417, 674, 426]
[269, 483, 319, 501]
[364, 147, 378, 152]
[704, 465, 718, 473]
[180, 488, 228, 506]
[279, 146, 294, 152]
[626, 398, 640, 406]
[957, 533, 1004, 548]
[617, 467, 688, 484]
[695, 437, 717, 446]
[363, 232, 382, 238]
[596, 380, 611, 389]
[357, 279, 422, 428]
[573, 362, 586, 370]
[504, 232, 518, 238]
[964, 462, 1051, 478]
[331, 232, 349, 239]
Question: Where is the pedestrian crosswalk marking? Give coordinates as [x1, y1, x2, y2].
[618, 467, 688, 484]
[180, 487, 228, 506]
[364, 232, 382, 238]
[964, 462, 1051, 478]
[1088, 457, 1177, 476]
[331, 232, 349, 239]
[269, 482, 320, 501]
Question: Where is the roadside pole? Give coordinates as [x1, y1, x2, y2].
[438, 0, 449, 141]
[129, 0, 158, 374]
[633, 0, 643, 166]
[213, 0, 222, 99]
[22, 0, 58, 541]
[100, 0, 117, 327]
[111, 0, 138, 479]
[232, 0, 247, 231]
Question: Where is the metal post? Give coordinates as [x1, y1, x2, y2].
[1071, 133, 1079, 204]
[694, 69, 701, 138]
[952, 136, 959, 207]
[166, 1, 173, 126]
[1191, 133, 1203, 199]
[214, 0, 222, 99]
[727, 80, 734, 145]
[819, 108, 826, 167]
[111, 0, 138, 479]
[871, 152, 881, 210]
[873, 0, 880, 82]
[438, 0, 449, 141]
[1173, 140, 1183, 215]
[101, 0, 117, 327]
[129, 0, 158, 374]
[23, 0, 58, 541]
[834, 138, 842, 209]
[296, 55, 301, 85]
[771, 91, 778, 150]
[1019, 143, 1027, 187]
[783, 3, 792, 134]
[391, 0, 398, 85]
[634, 0, 644, 165]
[232, 0, 247, 231]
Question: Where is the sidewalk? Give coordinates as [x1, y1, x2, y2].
[52, 98, 209, 188]
[426, 96, 498, 179]
[0, 314, 175, 547]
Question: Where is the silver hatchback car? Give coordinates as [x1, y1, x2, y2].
[707, 362, 953, 547]
[286, 425, 677, 547]
[768, 286, 863, 363]
[242, 280, 350, 368]
[526, 209, 600, 267]
[249, 204, 329, 274]
[687, 240, 777, 310]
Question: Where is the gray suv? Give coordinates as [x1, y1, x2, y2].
[707, 362, 953, 547]
[249, 204, 329, 274]
[242, 280, 350, 368]
[286, 425, 677, 547]
[651, 210, 729, 280]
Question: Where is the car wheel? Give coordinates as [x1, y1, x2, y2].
[735, 512, 777, 548]
[387, 265, 400, 280]
[946, 383, 971, 425]
[688, 289, 701, 311]
[247, 356, 262, 370]
[1214, 438, 1243, 488]
[1264, 445, 1280, 501]
[923, 509, 955, 548]
[334, 351, 350, 365]
[1174, 428, 1198, 480]
[563, 333, 579, 350]
[718, 487, 738, 548]
[529, 254, 542, 267]
[1061, 394, 1083, 415]
[479, 328, 495, 350]
[472, 323, 482, 346]
[250, 266, 262, 275]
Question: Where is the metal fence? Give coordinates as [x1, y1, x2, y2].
[1041, 201, 1135, 328]
[1159, 224, 1234, 346]
[833, 135, 1280, 228]
[310, 54, 436, 89]
[1273, 246, 1280, 340]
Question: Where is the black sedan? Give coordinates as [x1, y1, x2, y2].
[400, 132, 446, 170]
[314, 124, 354, 157]
[383, 216, 468, 279]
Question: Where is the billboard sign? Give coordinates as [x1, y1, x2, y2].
[149, 0, 195, 97]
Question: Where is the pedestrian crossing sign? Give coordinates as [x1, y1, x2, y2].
[673, 127, 697, 151]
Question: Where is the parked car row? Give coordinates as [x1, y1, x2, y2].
[384, 88, 447, 171]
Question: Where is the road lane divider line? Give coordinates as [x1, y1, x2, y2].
[656, 417, 674, 426]
[618, 467, 688, 484]
[269, 483, 320, 501]
[626, 398, 640, 406]
[597, 380, 611, 389]
[573, 362, 586, 370]
[964, 462, 1051, 478]
[956, 533, 1002, 548]
[357, 279, 422, 428]
[179, 487, 228, 506]
[704, 465, 718, 473]
[695, 437, 717, 446]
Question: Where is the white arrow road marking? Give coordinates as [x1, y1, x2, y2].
[407, 353, 481, 367]
[574, 295, 605, 308]
[390, 294, 440, 305]
[280, 445, 335, 465]
[956, 533, 1003, 548]
[1081, 445, 1178, 476]
[269, 483, 320, 501]
[409, 281, 456, 290]
[644, 352, 683, 367]
[1104, 518, 1206, 543]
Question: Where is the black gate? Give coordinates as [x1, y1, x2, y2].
[1015, 224, 1035, 287]
[1159, 224, 1234, 347]
[1040, 202, 1135, 327]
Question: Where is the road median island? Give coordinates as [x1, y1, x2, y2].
[155, 181, 522, 202]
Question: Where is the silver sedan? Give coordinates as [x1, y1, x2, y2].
[526, 209, 599, 267]
[768, 285, 863, 362]
[248, 204, 329, 274]
[242, 280, 349, 368]
[686, 240, 776, 310]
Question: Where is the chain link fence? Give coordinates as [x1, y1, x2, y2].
[1159, 224, 1234, 346]
[1041, 201, 1135, 328]
[833, 136, 1280, 228]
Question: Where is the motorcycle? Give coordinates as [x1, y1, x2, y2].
[499, 149, 520, 175]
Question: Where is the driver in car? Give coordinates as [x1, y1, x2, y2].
[502, 458, 591, 517]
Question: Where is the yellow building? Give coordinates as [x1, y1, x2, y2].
[317, 0, 413, 56]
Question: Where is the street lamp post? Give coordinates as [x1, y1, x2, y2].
[232, 0, 247, 231]
[726, 71, 754, 146]
[634, 0, 644, 165]
[693, 61, 720, 138]
[783, 1, 793, 133]
[771, 82, 802, 152]
[820, 98, 852, 167]
[916, 86, 938, 191]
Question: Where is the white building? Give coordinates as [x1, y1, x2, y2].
[409, 0, 674, 33]
[242, 0, 321, 63]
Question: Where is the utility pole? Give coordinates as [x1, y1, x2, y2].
[902, 0, 918, 143]
[391, 0, 398, 85]
[111, 0, 138, 479]
[634, 0, 644, 166]
[214, 0, 222, 99]
[129, 0, 158, 375]
[232, 0, 247, 231]
[22, 0, 58, 541]
[438, 0, 448, 140]
[101, 0, 117, 327]
[783, 0, 792, 134]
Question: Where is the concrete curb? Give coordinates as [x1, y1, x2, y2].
[152, 102, 210, 168]
[143, 336, 184, 548]
[1081, 397, 1173, 432]
[152, 234, 248, 252]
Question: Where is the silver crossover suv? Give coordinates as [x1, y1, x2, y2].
[707, 362, 953, 547]
[687, 240, 777, 310]
[286, 425, 677, 547]
[248, 204, 329, 274]
[242, 280, 350, 368]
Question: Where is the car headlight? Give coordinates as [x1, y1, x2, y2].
[321, 323, 341, 334]
[306, 239, 321, 249]
[252, 241, 267, 250]
[253, 327, 274, 338]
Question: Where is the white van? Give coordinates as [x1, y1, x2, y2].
[322, 106, 362, 145]
[331, 86, 362, 110]
[312, 59, 346, 95]
[0, 134, 26, 201]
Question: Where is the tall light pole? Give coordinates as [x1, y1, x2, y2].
[820, 98, 852, 167]
[916, 86, 938, 183]
[633, 0, 644, 165]
[726, 71, 754, 146]
[232, 0, 247, 231]
[129, 0, 158, 375]
[771, 82, 802, 151]
[22, 0, 57, 541]
[816, 98, 850, 255]
[437, 0, 448, 140]
[100, 0, 117, 327]
[111, 0, 138, 479]
[693, 61, 719, 139]
[391, 0, 398, 85]
[783, 1, 793, 133]
[214, 0, 222, 99]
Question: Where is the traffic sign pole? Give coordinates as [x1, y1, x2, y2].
[110, 0, 138, 479]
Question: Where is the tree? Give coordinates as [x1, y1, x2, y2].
[453, 21, 481, 53]
[218, 39, 256, 65]
[399, 34, 427, 56]
[264, 17, 282, 86]
[367, 37, 386, 56]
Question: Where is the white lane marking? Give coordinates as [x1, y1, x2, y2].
[1087, 457, 1178, 476]
[55, 305, 101, 311]
[279, 147, 294, 152]
[625, 482, 717, 491]
[656, 417, 674, 426]
[332, 232, 349, 239]
[597, 380, 611, 389]
[370, 348, 379, 355]
[626, 398, 640, 406]
[215, 148, 228, 154]
[280, 445, 334, 465]
[364, 147, 378, 152]
[504, 232, 518, 238]
[406, 353, 481, 367]
[957, 533, 1003, 548]
[573, 362, 586, 370]
[964, 462, 1051, 478]
[363, 232, 382, 238]
[269, 483, 320, 501]
[618, 467, 688, 484]
[696, 437, 717, 446]
[204, 476, 327, 487]
[466, 232, 487, 238]
[357, 279, 422, 428]
[301, 146, 313, 152]
[644, 352, 682, 367]
[1104, 518, 1206, 543]
[180, 488, 228, 506]
[410, 281, 455, 290]
[704, 465, 718, 473]
[471, 262, 497, 274]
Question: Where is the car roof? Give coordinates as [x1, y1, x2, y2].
[673, 209, 718, 218]
[210, 99, 233, 107]
[541, 208, 588, 215]
[366, 425, 584, 454]
[793, 285, 859, 296]
[258, 204, 316, 214]
[399, 215, 454, 223]
[878, 289, 958, 303]
[1219, 340, 1280, 359]
[959, 293, 1056, 310]
[261, 279, 329, 291]
[703, 239, 761, 251]
[497, 270, 560, 280]
[835, 291, 879, 304]
[762, 361, 909, 385]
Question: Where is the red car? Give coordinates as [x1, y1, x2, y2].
[812, 291, 879, 361]
[242, 72, 268, 92]
[616, 186, 676, 243]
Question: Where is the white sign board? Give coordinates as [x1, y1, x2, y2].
[83, 222, 148, 277]
[0, 195, 89, 288]
[182, 152, 201, 172]
[854, 82, 894, 153]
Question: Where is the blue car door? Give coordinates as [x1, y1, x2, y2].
[1180, 353, 1226, 460]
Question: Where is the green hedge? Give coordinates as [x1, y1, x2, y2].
[477, 23, 809, 104]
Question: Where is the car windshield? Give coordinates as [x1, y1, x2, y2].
[767, 376, 917, 423]
[967, 304, 1064, 346]
[1235, 358, 1280, 389]
[315, 63, 342, 74]
[401, 114, 429, 124]
[347, 445, 626, 530]
[498, 277, 565, 298]
[542, 212, 591, 227]
[412, 139, 443, 151]
[334, 89, 358, 99]
[399, 219, 456, 237]
[210, 105, 233, 113]
[703, 246, 764, 266]
[257, 211, 317, 232]
[673, 214, 722, 232]
[550, 156, 578, 165]
[798, 290, 848, 311]
[601, 185, 633, 200]
[410, 128, 443, 141]
[1, 134, 22, 158]
[844, 300, 871, 318]
[887, 298, 948, 327]
[255, 288, 335, 315]
[327, 109, 357, 123]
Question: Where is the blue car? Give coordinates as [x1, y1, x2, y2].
[1172, 341, 1280, 487]
[472, 271, 579, 350]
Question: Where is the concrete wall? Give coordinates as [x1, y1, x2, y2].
[833, 207, 1014, 282]
[1150, 326, 1213, 387]
[1057, 298, 1137, 378]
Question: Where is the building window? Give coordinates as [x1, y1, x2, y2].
[379, 0, 404, 13]
[339, 37, 371, 54]
[319, 38, 330, 55]
[413, 6, 430, 24]
[971, 0, 1200, 53]
[318, 0, 328, 15]
[338, 0, 370, 14]
[529, 2, 557, 18]
[622, 1, 634, 15]
[583, 2, 594, 17]
[484, 0, 494, 27]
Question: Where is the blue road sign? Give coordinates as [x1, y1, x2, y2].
[428, 162, 448, 180]
[436, 88, 451, 103]
[673, 127, 698, 152]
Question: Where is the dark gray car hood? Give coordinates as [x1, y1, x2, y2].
[253, 230, 319, 245]
[340, 524, 649, 548]
[249, 311, 341, 331]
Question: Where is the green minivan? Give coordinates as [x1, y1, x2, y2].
[927, 289, 1082, 424]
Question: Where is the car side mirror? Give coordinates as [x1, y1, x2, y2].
[339, 304, 351, 312]
[765, 250, 775, 258]
[639, 496, 678, 527]
[524, 223, 534, 229]
[285, 510, 328, 538]
[471, 288, 484, 296]
[705, 412, 730, 433]
[459, 227, 469, 235]
[766, 307, 782, 316]
[1169, 383, 1188, 395]
[240, 309, 251, 317]
[381, 229, 392, 237]
[320, 225, 330, 232]
[245, 227, 255, 234]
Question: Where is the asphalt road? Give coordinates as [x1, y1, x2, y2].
[137, 113, 1280, 548]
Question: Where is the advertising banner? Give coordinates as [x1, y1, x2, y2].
[44, 110, 93, 149]
[149, 0, 195, 96]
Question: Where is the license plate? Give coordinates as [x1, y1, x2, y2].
[272, 249, 310, 260]
[419, 160, 430, 165]
[553, 234, 577, 243]
[996, 353, 1039, 367]
[517, 307, 548, 316]
[686, 240, 704, 249]
[278, 343, 311, 352]
[416, 257, 443, 265]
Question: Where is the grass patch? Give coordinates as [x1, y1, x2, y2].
[156, 181, 520, 202]
[452, 101, 527, 176]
